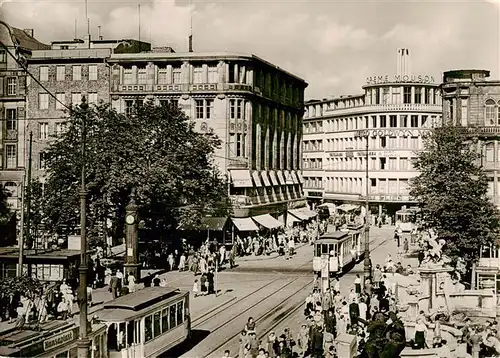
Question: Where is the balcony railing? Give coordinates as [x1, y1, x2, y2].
[227, 158, 249, 169]
[305, 103, 442, 118]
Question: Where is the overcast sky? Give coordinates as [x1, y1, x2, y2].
[2, 0, 499, 99]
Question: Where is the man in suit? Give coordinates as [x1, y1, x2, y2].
[109, 272, 119, 299]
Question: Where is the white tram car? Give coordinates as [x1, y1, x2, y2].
[313, 228, 363, 276]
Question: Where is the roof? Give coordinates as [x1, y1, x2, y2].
[347, 224, 364, 231]
[0, 247, 82, 260]
[103, 287, 180, 311]
[0, 22, 50, 50]
[96, 287, 188, 322]
[108, 52, 307, 84]
[317, 231, 350, 242]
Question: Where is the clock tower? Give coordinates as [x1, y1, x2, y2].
[124, 190, 140, 280]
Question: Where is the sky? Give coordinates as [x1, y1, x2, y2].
[1, 0, 499, 99]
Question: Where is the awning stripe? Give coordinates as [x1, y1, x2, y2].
[232, 217, 259, 231]
[284, 170, 294, 185]
[261, 171, 271, 187]
[252, 171, 262, 187]
[269, 171, 279, 186]
[252, 214, 283, 230]
[291, 171, 299, 184]
[230, 170, 253, 188]
[276, 171, 285, 185]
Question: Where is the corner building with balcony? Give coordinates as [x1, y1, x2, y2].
[107, 52, 307, 218]
[302, 50, 442, 216]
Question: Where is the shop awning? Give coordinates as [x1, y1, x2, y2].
[232, 217, 259, 231]
[337, 204, 360, 212]
[230, 170, 253, 188]
[288, 209, 309, 221]
[301, 208, 318, 218]
[269, 171, 279, 186]
[276, 171, 285, 185]
[261, 171, 271, 186]
[286, 214, 301, 226]
[177, 217, 227, 231]
[297, 172, 304, 184]
[252, 171, 262, 187]
[252, 214, 284, 230]
[291, 171, 299, 184]
[284, 170, 294, 185]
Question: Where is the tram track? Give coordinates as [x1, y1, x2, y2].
[207, 235, 390, 358]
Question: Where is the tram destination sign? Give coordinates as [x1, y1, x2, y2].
[43, 330, 75, 351]
[366, 74, 435, 85]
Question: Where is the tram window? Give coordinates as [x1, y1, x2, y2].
[328, 244, 334, 254]
[170, 305, 177, 328]
[127, 321, 134, 346]
[333, 244, 338, 256]
[162, 308, 169, 333]
[315, 244, 321, 257]
[55, 351, 68, 358]
[118, 323, 126, 350]
[154, 311, 161, 338]
[322, 244, 328, 254]
[177, 301, 184, 324]
[145, 315, 153, 342]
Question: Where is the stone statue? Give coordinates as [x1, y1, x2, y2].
[419, 229, 451, 268]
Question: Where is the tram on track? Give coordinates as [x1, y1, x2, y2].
[94, 286, 190, 358]
[313, 230, 359, 275]
[346, 223, 365, 263]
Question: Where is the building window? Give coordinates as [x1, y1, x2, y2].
[71, 93, 82, 106]
[5, 145, 16, 169]
[208, 66, 218, 83]
[400, 115, 408, 127]
[56, 66, 65, 81]
[39, 93, 49, 109]
[486, 143, 494, 162]
[380, 136, 386, 148]
[411, 115, 419, 128]
[55, 93, 65, 109]
[123, 70, 133, 85]
[371, 116, 377, 128]
[158, 70, 168, 84]
[125, 100, 134, 116]
[55, 122, 67, 136]
[173, 69, 181, 84]
[374, 88, 380, 105]
[382, 88, 390, 104]
[88, 65, 98, 81]
[138, 70, 147, 84]
[410, 137, 418, 149]
[380, 158, 386, 170]
[403, 86, 411, 104]
[236, 134, 243, 157]
[88, 92, 98, 104]
[0, 50, 5, 62]
[389, 115, 397, 128]
[425, 88, 431, 104]
[39, 122, 49, 140]
[39, 152, 46, 170]
[399, 157, 408, 170]
[485, 99, 496, 126]
[6, 78, 16, 95]
[230, 99, 244, 119]
[195, 99, 204, 119]
[72, 65, 81, 81]
[388, 157, 397, 170]
[6, 109, 17, 131]
[39, 66, 48, 81]
[193, 67, 203, 84]
[380, 115, 386, 128]
[414, 87, 422, 104]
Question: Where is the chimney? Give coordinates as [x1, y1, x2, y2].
[396, 48, 412, 76]
[97, 26, 103, 40]
[23, 29, 34, 37]
[188, 35, 193, 52]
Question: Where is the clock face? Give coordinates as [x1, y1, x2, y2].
[126, 215, 135, 225]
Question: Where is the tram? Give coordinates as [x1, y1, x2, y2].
[313, 231, 356, 276]
[94, 286, 190, 358]
[346, 223, 364, 262]
[395, 207, 420, 232]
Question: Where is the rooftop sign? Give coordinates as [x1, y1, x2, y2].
[366, 74, 435, 85]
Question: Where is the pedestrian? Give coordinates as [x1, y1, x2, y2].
[222, 349, 231, 358]
[354, 274, 361, 294]
[245, 317, 256, 334]
[349, 299, 360, 327]
[297, 324, 310, 356]
[311, 325, 324, 358]
[153, 274, 161, 287]
[86, 286, 93, 307]
[125, 272, 135, 292]
[404, 237, 409, 254]
[239, 331, 249, 358]
[193, 279, 199, 298]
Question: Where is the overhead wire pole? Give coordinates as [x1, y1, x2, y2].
[18, 172, 26, 276]
[77, 98, 90, 358]
[26, 132, 33, 249]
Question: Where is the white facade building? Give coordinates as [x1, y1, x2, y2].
[302, 50, 443, 216]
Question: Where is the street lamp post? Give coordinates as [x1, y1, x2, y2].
[77, 97, 90, 358]
[356, 130, 371, 283]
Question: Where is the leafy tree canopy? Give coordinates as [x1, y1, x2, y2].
[40, 99, 230, 246]
[410, 124, 500, 272]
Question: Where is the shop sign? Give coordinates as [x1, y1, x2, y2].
[329, 152, 344, 157]
[376, 195, 412, 202]
[44, 329, 75, 351]
[307, 191, 323, 197]
[355, 151, 376, 157]
[366, 74, 436, 85]
[356, 129, 421, 137]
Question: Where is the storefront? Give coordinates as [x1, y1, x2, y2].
[0, 320, 107, 357]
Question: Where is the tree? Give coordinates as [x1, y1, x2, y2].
[41, 99, 230, 247]
[410, 124, 500, 277]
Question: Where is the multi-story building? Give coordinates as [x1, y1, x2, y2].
[25, 48, 112, 181]
[302, 49, 442, 216]
[0, 22, 49, 210]
[107, 52, 308, 219]
[443, 70, 500, 291]
[441, 69, 500, 205]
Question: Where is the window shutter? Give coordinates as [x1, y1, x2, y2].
[0, 77, 3, 96]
